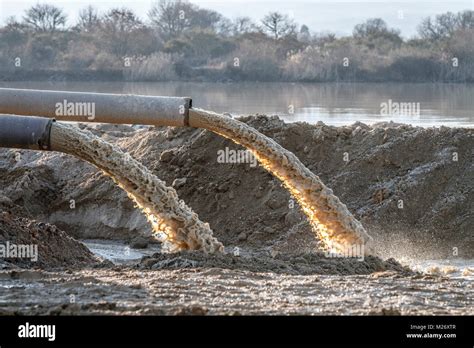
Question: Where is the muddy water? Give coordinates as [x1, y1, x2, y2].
[0, 240, 472, 315]
[50, 122, 223, 253]
[190, 109, 372, 254]
[0, 266, 471, 315]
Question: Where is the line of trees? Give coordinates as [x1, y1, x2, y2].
[0, 1, 473, 82]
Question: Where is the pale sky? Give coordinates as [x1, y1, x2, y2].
[0, 0, 472, 37]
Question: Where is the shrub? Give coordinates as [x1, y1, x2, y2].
[226, 39, 281, 81]
[90, 51, 121, 70]
[124, 52, 177, 81]
[62, 39, 98, 69]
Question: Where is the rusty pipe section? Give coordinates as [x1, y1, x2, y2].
[0, 88, 191, 127]
[0, 115, 54, 150]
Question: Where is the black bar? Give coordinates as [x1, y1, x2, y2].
[0, 316, 472, 346]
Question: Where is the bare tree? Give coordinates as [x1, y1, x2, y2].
[418, 12, 457, 40]
[102, 8, 142, 34]
[77, 6, 100, 32]
[4, 16, 29, 34]
[261, 12, 296, 40]
[418, 17, 441, 41]
[189, 8, 223, 31]
[298, 24, 311, 42]
[148, 0, 226, 38]
[457, 10, 474, 30]
[215, 17, 233, 36]
[148, 0, 193, 39]
[100, 8, 143, 55]
[23, 4, 67, 32]
[354, 18, 387, 38]
[418, 10, 474, 40]
[353, 18, 401, 45]
[232, 17, 257, 35]
[1, 16, 29, 49]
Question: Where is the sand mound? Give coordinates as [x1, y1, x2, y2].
[0, 211, 101, 269]
[0, 116, 472, 259]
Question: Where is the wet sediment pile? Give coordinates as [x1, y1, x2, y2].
[138, 250, 412, 276]
[0, 211, 99, 269]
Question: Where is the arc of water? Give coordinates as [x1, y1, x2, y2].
[189, 108, 373, 254]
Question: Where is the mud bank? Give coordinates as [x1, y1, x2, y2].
[0, 116, 472, 259]
[138, 250, 411, 275]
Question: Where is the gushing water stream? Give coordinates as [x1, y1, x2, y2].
[50, 107, 373, 255]
[50, 122, 224, 253]
[189, 108, 373, 254]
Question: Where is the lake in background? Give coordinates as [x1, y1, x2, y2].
[2, 81, 473, 127]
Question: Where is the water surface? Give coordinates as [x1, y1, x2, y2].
[2, 81, 473, 127]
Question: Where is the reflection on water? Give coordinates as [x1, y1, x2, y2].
[82, 239, 161, 265]
[2, 81, 473, 127]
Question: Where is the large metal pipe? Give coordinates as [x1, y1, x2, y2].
[0, 88, 191, 127]
[0, 115, 54, 150]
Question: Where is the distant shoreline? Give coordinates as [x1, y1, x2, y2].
[1, 69, 473, 84]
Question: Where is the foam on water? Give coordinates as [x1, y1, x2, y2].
[408, 259, 474, 280]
